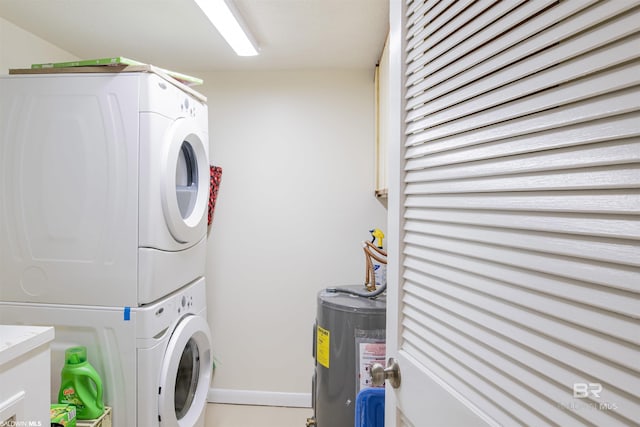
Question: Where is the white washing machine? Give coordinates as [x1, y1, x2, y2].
[0, 72, 210, 306]
[0, 277, 212, 427]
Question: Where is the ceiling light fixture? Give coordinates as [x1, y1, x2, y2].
[194, 0, 259, 57]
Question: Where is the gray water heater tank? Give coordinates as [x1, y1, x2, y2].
[311, 285, 386, 427]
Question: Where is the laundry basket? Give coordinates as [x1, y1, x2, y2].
[76, 406, 112, 427]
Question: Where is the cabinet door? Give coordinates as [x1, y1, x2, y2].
[375, 34, 390, 199]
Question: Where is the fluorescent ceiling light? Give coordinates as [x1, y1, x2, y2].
[194, 0, 259, 57]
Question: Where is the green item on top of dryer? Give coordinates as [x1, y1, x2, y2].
[58, 346, 105, 420]
[31, 56, 144, 69]
[29, 56, 204, 86]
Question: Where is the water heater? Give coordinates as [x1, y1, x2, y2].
[310, 285, 386, 427]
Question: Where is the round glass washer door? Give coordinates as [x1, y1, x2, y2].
[158, 314, 212, 426]
[162, 118, 209, 244]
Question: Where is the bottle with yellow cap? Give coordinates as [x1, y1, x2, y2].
[368, 228, 387, 290]
[58, 346, 104, 420]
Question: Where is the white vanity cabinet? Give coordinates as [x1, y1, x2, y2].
[0, 325, 54, 426]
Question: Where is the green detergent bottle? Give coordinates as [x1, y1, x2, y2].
[58, 346, 105, 420]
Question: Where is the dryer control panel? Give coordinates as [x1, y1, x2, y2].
[134, 278, 207, 338]
[139, 73, 207, 130]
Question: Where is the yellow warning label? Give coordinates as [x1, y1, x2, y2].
[317, 325, 330, 368]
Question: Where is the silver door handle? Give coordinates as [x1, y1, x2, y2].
[371, 357, 401, 388]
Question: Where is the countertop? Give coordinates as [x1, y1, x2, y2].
[0, 325, 55, 366]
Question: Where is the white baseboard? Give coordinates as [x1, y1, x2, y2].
[208, 388, 312, 408]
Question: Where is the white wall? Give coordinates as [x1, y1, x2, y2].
[0, 16, 78, 73]
[199, 70, 387, 403]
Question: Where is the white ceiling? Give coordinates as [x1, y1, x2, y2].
[0, 0, 389, 72]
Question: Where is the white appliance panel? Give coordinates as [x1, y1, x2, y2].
[0, 74, 139, 306]
[0, 73, 209, 306]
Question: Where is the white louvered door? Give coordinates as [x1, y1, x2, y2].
[386, 1, 640, 426]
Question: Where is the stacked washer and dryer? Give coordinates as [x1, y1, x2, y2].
[0, 71, 214, 426]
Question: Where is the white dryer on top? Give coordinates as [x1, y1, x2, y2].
[0, 72, 210, 306]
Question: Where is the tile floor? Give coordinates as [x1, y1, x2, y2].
[205, 403, 313, 427]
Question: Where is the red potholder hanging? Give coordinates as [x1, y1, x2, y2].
[208, 165, 223, 226]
